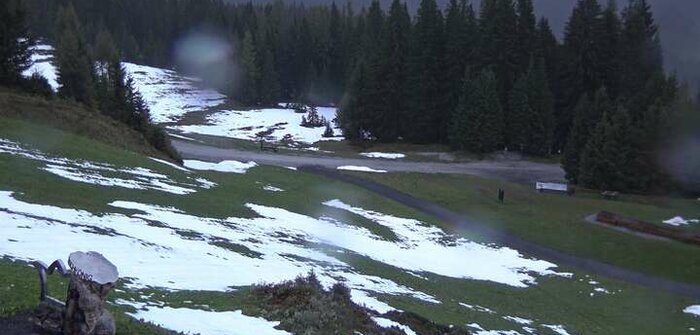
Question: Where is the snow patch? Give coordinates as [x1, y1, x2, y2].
[337, 166, 388, 173]
[372, 317, 417, 335]
[542, 324, 572, 335]
[359, 152, 406, 159]
[175, 105, 343, 144]
[503, 316, 533, 325]
[663, 216, 699, 226]
[124, 63, 227, 123]
[183, 159, 257, 174]
[149, 157, 191, 172]
[685, 305, 700, 317]
[0, 139, 212, 194]
[119, 300, 290, 335]
[262, 185, 284, 192]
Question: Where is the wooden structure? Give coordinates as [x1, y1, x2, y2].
[32, 251, 119, 335]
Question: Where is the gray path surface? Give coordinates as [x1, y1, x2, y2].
[172, 139, 565, 184]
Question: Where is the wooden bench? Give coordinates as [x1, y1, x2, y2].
[260, 140, 279, 153]
[601, 191, 619, 200]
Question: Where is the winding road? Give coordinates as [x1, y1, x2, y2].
[173, 140, 700, 299]
[173, 139, 565, 184]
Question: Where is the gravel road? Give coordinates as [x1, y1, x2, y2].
[172, 139, 565, 184]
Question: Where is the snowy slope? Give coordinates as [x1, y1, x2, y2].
[23, 44, 343, 144]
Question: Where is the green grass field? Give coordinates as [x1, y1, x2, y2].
[2, 118, 700, 334]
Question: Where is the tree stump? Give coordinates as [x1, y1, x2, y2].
[62, 251, 119, 335]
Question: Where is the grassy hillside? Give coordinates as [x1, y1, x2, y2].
[0, 88, 172, 161]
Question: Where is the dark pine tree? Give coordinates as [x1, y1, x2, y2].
[515, 0, 536, 75]
[619, 0, 663, 100]
[372, 0, 411, 142]
[54, 4, 96, 106]
[0, 0, 32, 86]
[557, 0, 604, 152]
[599, 0, 622, 100]
[449, 69, 503, 153]
[562, 88, 611, 183]
[405, 0, 447, 143]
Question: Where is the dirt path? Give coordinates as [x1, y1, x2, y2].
[172, 139, 565, 184]
[297, 166, 700, 299]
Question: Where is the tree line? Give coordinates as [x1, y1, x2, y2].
[0, 0, 180, 161]
[7, 0, 700, 193]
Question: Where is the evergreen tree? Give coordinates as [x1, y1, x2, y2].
[0, 0, 32, 86]
[557, 0, 604, 151]
[237, 30, 260, 104]
[515, 0, 536, 75]
[405, 0, 447, 143]
[445, 0, 478, 119]
[619, 0, 663, 99]
[599, 0, 622, 100]
[449, 69, 503, 153]
[509, 58, 555, 156]
[338, 59, 373, 141]
[579, 105, 634, 190]
[479, 0, 518, 105]
[54, 4, 96, 105]
[372, 0, 411, 141]
[259, 49, 281, 104]
[562, 88, 611, 182]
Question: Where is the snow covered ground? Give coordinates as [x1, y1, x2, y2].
[124, 63, 227, 123]
[183, 159, 257, 174]
[359, 152, 406, 159]
[174, 106, 343, 144]
[0, 189, 567, 332]
[663, 216, 699, 226]
[23, 44, 344, 144]
[0, 138, 214, 194]
[337, 166, 388, 173]
[118, 300, 291, 335]
[686, 305, 700, 317]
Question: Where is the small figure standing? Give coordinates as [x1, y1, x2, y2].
[498, 189, 505, 203]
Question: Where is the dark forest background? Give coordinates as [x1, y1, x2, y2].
[225, 0, 700, 91]
[4, 0, 699, 194]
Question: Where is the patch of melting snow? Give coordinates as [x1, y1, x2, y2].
[262, 185, 285, 192]
[685, 305, 700, 317]
[459, 303, 496, 314]
[117, 299, 290, 335]
[0, 192, 435, 315]
[168, 133, 200, 142]
[473, 330, 524, 335]
[324, 200, 564, 287]
[372, 317, 417, 335]
[359, 152, 406, 159]
[503, 316, 533, 325]
[149, 157, 191, 172]
[542, 324, 572, 335]
[23, 45, 227, 123]
[0, 139, 213, 194]
[124, 63, 227, 123]
[337, 166, 388, 173]
[22, 44, 58, 90]
[663, 216, 700, 226]
[174, 105, 343, 144]
[183, 159, 257, 174]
